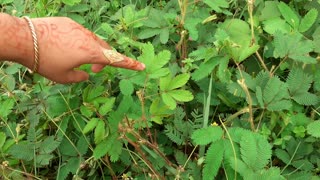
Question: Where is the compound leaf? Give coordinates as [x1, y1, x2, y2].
[203, 140, 224, 180]
[191, 126, 223, 145]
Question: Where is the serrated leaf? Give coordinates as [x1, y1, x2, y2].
[167, 74, 190, 90]
[161, 93, 176, 110]
[80, 105, 93, 118]
[203, 140, 224, 180]
[168, 90, 194, 102]
[292, 92, 319, 106]
[263, 76, 289, 104]
[0, 98, 14, 118]
[192, 56, 221, 81]
[9, 142, 34, 161]
[278, 2, 300, 29]
[119, 79, 134, 95]
[287, 68, 313, 94]
[94, 121, 106, 144]
[83, 118, 99, 134]
[191, 126, 223, 145]
[299, 8, 318, 33]
[93, 139, 110, 160]
[240, 132, 272, 171]
[267, 100, 292, 111]
[273, 32, 316, 64]
[256, 86, 264, 108]
[39, 136, 60, 154]
[93, 134, 117, 159]
[99, 97, 115, 116]
[109, 140, 122, 162]
[36, 154, 54, 166]
[307, 121, 320, 138]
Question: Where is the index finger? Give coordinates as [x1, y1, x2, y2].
[102, 49, 145, 71]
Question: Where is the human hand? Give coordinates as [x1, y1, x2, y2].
[22, 17, 145, 84]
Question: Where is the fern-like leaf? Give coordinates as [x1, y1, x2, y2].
[165, 125, 184, 145]
[203, 140, 224, 180]
[287, 68, 313, 94]
[240, 133, 258, 170]
[191, 126, 223, 145]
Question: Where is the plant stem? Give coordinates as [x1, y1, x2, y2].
[199, 73, 213, 157]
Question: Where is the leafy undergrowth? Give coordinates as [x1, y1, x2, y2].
[1, 0, 320, 179]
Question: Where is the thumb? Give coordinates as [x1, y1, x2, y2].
[66, 70, 89, 83]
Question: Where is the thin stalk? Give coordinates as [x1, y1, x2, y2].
[199, 73, 213, 157]
[219, 116, 237, 180]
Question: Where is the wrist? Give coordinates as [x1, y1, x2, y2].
[0, 13, 34, 69]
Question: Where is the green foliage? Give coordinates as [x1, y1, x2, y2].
[1, 0, 320, 179]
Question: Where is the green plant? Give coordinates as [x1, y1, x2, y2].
[1, 0, 320, 179]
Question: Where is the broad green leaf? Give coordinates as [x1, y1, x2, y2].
[313, 27, 320, 53]
[292, 159, 314, 171]
[292, 92, 319, 106]
[39, 136, 61, 154]
[203, 0, 229, 13]
[287, 68, 313, 94]
[256, 86, 264, 108]
[83, 118, 99, 134]
[9, 142, 34, 161]
[80, 105, 93, 118]
[240, 133, 272, 171]
[94, 121, 106, 144]
[61, 0, 81, 6]
[259, 1, 281, 21]
[192, 56, 221, 81]
[203, 140, 224, 180]
[229, 158, 253, 177]
[299, 8, 318, 33]
[0, 132, 6, 149]
[167, 74, 190, 90]
[278, 2, 300, 29]
[240, 133, 257, 169]
[138, 28, 162, 39]
[160, 75, 171, 91]
[273, 32, 316, 64]
[99, 97, 115, 116]
[217, 56, 231, 83]
[263, 18, 291, 34]
[159, 28, 169, 44]
[93, 134, 117, 159]
[161, 93, 176, 110]
[138, 43, 155, 66]
[168, 90, 194, 102]
[1, 74, 15, 91]
[36, 154, 54, 166]
[119, 79, 134, 96]
[263, 76, 289, 104]
[219, 19, 258, 62]
[267, 100, 292, 111]
[0, 98, 14, 118]
[307, 121, 320, 138]
[109, 140, 122, 162]
[275, 149, 290, 164]
[191, 126, 223, 145]
[0, 0, 14, 4]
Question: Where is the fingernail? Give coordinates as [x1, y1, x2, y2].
[140, 63, 146, 70]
